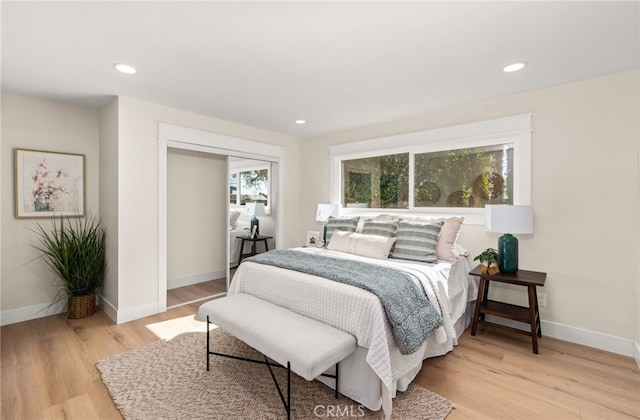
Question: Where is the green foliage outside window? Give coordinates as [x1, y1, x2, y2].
[341, 144, 513, 209]
[230, 168, 269, 206]
[343, 153, 408, 208]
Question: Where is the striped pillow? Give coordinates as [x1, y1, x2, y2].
[361, 220, 398, 238]
[391, 219, 444, 263]
[325, 217, 360, 244]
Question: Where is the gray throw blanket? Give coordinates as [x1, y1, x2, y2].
[245, 249, 443, 355]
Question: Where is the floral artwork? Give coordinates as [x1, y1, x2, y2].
[14, 149, 85, 218]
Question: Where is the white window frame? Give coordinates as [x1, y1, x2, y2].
[329, 114, 532, 225]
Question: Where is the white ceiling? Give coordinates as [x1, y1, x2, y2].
[2, 1, 638, 138]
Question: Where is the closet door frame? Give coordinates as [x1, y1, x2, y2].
[158, 123, 284, 313]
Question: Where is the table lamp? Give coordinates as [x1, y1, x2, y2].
[316, 203, 341, 244]
[245, 203, 266, 237]
[485, 205, 533, 273]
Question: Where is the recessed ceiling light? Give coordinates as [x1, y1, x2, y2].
[295, 120, 306, 125]
[113, 63, 137, 74]
[503, 62, 527, 73]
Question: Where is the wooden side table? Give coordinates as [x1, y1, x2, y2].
[237, 235, 272, 265]
[469, 265, 547, 354]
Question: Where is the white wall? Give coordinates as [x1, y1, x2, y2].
[1, 93, 298, 325]
[167, 149, 226, 288]
[111, 97, 298, 323]
[1, 92, 100, 324]
[98, 98, 119, 310]
[299, 70, 640, 357]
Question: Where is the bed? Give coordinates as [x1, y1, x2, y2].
[229, 227, 251, 266]
[207, 215, 478, 419]
[229, 209, 251, 267]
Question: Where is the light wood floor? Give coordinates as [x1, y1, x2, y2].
[166, 278, 227, 307]
[2, 305, 638, 419]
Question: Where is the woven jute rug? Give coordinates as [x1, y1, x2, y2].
[97, 329, 454, 419]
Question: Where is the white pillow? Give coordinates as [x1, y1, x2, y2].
[327, 231, 396, 260]
[229, 210, 242, 229]
[437, 217, 465, 262]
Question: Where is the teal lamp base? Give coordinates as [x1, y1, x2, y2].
[250, 216, 259, 237]
[498, 233, 519, 273]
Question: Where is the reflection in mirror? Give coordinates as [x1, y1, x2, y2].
[228, 158, 277, 287]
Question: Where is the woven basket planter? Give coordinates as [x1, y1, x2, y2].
[68, 293, 96, 319]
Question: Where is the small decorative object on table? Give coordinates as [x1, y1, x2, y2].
[306, 230, 320, 247]
[485, 205, 533, 273]
[245, 202, 265, 237]
[473, 248, 500, 275]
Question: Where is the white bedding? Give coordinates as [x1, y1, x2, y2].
[225, 247, 477, 418]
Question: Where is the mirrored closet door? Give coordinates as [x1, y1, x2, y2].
[158, 122, 284, 313]
[228, 158, 277, 290]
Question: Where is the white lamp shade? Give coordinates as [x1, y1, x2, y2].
[245, 202, 266, 217]
[316, 203, 341, 222]
[486, 205, 533, 234]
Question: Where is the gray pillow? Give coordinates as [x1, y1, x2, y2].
[361, 220, 398, 238]
[325, 217, 360, 245]
[390, 219, 443, 263]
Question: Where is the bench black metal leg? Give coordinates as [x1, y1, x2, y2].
[335, 363, 339, 399]
[206, 330, 344, 418]
[206, 316, 210, 371]
[287, 361, 291, 420]
[319, 362, 341, 399]
[264, 355, 290, 420]
[208, 337, 291, 419]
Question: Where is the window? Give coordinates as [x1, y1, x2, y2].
[330, 115, 531, 222]
[342, 153, 409, 208]
[229, 166, 270, 206]
[414, 143, 514, 208]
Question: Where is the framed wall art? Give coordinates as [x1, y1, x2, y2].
[14, 148, 85, 218]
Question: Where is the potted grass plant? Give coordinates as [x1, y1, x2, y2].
[33, 215, 106, 319]
[474, 248, 500, 275]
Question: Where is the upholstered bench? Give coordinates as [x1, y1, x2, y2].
[199, 293, 357, 419]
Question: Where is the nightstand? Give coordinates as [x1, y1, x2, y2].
[236, 235, 272, 265]
[469, 265, 547, 354]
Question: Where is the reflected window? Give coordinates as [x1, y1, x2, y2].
[229, 166, 269, 207]
[229, 173, 238, 205]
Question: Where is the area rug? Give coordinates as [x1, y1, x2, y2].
[97, 329, 454, 419]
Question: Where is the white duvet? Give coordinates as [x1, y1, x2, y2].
[227, 247, 476, 418]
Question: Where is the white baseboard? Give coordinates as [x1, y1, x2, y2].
[633, 340, 640, 370]
[99, 294, 118, 324]
[0, 302, 65, 326]
[485, 315, 638, 359]
[167, 269, 225, 290]
[0, 295, 158, 326]
[114, 302, 162, 324]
